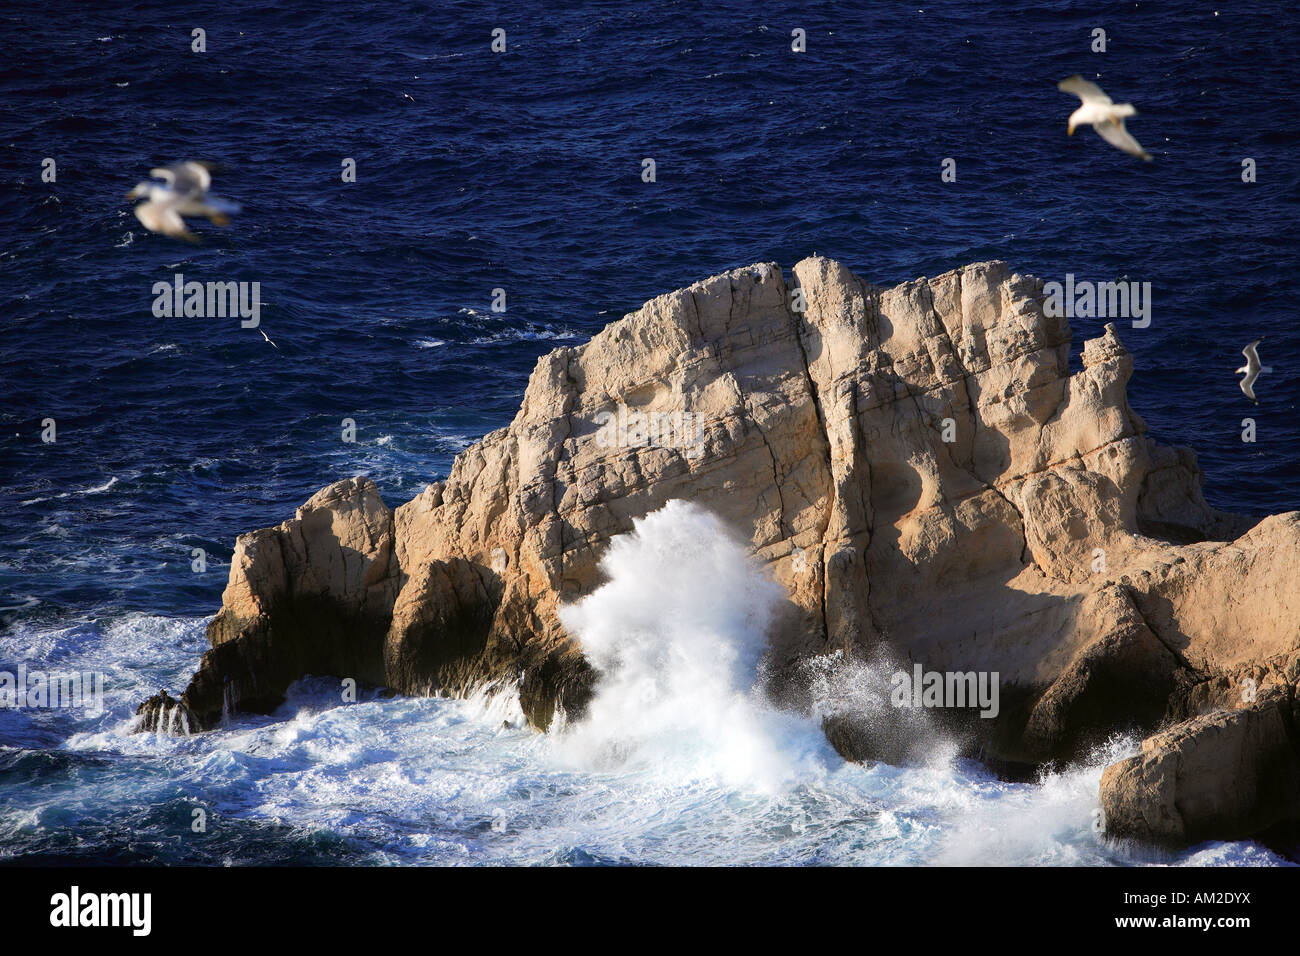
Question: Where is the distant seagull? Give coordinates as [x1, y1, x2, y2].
[126, 161, 240, 241]
[1236, 339, 1271, 403]
[402, 92, 415, 103]
[1058, 75, 1153, 161]
[259, 329, 280, 350]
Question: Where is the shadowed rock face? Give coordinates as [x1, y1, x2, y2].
[136, 257, 1300, 847]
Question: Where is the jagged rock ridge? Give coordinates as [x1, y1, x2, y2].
[137, 257, 1300, 848]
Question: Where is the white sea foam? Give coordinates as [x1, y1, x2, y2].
[0, 517, 1288, 866]
[466, 324, 584, 345]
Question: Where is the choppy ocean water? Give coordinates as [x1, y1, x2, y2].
[0, 0, 1297, 865]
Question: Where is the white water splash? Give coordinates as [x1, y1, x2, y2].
[555, 500, 833, 791]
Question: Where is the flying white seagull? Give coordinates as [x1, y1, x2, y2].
[259, 329, 279, 350]
[126, 161, 240, 241]
[1058, 75, 1152, 161]
[1236, 339, 1270, 403]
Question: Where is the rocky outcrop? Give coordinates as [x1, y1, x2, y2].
[144, 477, 590, 732]
[136, 257, 1300, 848]
[1100, 686, 1300, 844]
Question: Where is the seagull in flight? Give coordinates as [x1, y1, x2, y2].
[1236, 339, 1270, 403]
[126, 161, 240, 241]
[259, 329, 279, 350]
[1058, 75, 1153, 161]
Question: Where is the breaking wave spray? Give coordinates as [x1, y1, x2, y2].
[555, 500, 833, 790]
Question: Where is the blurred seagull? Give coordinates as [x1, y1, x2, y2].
[1058, 75, 1153, 161]
[126, 161, 240, 241]
[1236, 339, 1270, 403]
[259, 328, 279, 350]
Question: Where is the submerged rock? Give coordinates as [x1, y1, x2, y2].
[137, 257, 1299, 847]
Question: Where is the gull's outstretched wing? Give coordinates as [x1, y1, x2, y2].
[134, 199, 198, 241]
[1238, 340, 1264, 402]
[173, 194, 240, 226]
[151, 161, 211, 197]
[1058, 74, 1112, 103]
[1094, 118, 1152, 160]
[202, 195, 241, 215]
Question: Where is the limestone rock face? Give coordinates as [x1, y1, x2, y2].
[166, 477, 398, 725]
[135, 257, 1300, 847]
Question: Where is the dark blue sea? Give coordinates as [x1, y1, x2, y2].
[0, 0, 1297, 865]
